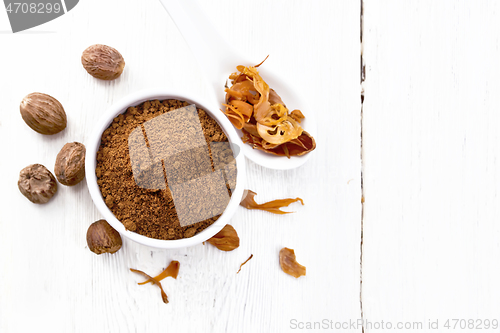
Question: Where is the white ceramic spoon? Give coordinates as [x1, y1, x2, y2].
[158, 0, 316, 170]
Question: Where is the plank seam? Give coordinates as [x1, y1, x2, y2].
[360, 0, 365, 332]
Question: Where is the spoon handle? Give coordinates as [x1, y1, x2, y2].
[158, 0, 243, 105]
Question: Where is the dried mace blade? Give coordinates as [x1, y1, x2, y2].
[240, 189, 304, 214]
[279, 247, 306, 278]
[237, 254, 253, 274]
[130, 268, 169, 304]
[138, 261, 180, 285]
[223, 58, 316, 157]
[207, 224, 240, 251]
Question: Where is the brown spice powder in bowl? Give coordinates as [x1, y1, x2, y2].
[96, 99, 234, 240]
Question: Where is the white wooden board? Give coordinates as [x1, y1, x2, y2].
[363, 1, 500, 332]
[0, 0, 361, 332]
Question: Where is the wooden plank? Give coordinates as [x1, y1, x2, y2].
[0, 0, 361, 332]
[362, 1, 500, 331]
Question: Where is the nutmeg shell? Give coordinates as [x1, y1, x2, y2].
[18, 164, 58, 204]
[86, 220, 122, 254]
[55, 142, 86, 186]
[81, 44, 125, 80]
[20, 93, 67, 135]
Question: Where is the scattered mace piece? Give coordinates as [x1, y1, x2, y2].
[54, 142, 86, 186]
[138, 261, 180, 285]
[240, 189, 304, 214]
[279, 247, 306, 278]
[207, 224, 240, 251]
[130, 268, 169, 304]
[20, 92, 67, 135]
[237, 254, 253, 274]
[81, 44, 125, 80]
[86, 219, 122, 254]
[18, 164, 58, 204]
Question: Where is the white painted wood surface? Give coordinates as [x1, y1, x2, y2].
[363, 1, 500, 332]
[0, 1, 361, 332]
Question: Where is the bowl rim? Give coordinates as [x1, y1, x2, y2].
[85, 87, 246, 249]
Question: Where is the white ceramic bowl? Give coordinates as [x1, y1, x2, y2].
[85, 88, 246, 249]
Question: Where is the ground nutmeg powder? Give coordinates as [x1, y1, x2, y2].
[96, 99, 233, 240]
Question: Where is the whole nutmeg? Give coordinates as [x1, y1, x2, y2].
[86, 219, 122, 254]
[55, 142, 86, 186]
[20, 93, 67, 135]
[207, 224, 240, 251]
[81, 44, 125, 80]
[18, 164, 58, 204]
